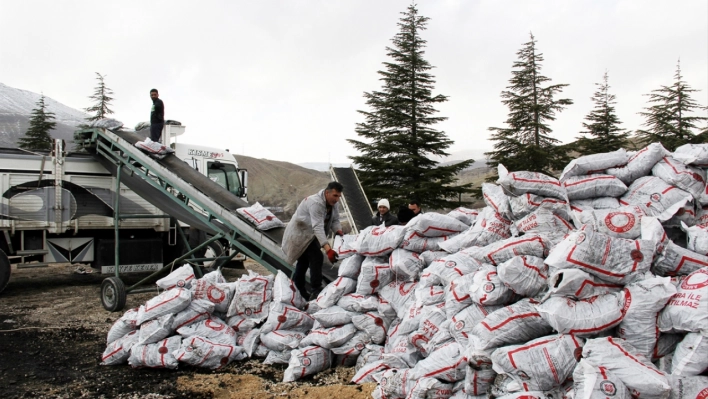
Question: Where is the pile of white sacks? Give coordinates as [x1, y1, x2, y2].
[102, 142, 708, 399]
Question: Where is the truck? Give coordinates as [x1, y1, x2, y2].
[0, 124, 248, 294]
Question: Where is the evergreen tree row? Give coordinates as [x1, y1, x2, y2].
[18, 72, 115, 152]
[351, 5, 707, 208]
[485, 37, 707, 184]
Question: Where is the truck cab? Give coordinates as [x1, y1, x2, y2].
[165, 124, 248, 202]
[173, 144, 248, 201]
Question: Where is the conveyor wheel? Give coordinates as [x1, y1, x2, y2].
[200, 240, 225, 268]
[101, 277, 127, 312]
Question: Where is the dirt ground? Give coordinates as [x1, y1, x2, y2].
[0, 261, 376, 399]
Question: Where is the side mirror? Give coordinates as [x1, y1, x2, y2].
[239, 169, 248, 199]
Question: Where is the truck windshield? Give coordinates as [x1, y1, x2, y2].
[207, 162, 242, 196]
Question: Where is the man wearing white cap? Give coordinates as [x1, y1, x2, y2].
[371, 199, 399, 227]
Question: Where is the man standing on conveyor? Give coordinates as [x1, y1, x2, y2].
[149, 88, 165, 143]
[282, 182, 344, 300]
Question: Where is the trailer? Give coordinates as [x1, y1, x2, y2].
[0, 125, 248, 296]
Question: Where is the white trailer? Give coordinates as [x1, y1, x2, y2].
[0, 125, 248, 293]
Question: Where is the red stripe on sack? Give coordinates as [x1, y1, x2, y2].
[674, 255, 708, 274]
[607, 337, 665, 376]
[102, 346, 124, 361]
[526, 193, 566, 206]
[543, 347, 560, 384]
[627, 146, 650, 163]
[599, 366, 608, 379]
[242, 209, 273, 224]
[662, 157, 706, 183]
[176, 312, 210, 330]
[555, 214, 574, 230]
[508, 337, 557, 368]
[480, 312, 541, 331]
[389, 322, 400, 337]
[407, 231, 424, 240]
[422, 356, 467, 378]
[624, 178, 652, 202]
[419, 226, 463, 235]
[451, 281, 471, 303]
[479, 294, 488, 305]
[352, 364, 388, 383]
[137, 142, 161, 154]
[566, 245, 625, 278]
[570, 334, 581, 348]
[430, 286, 444, 296]
[564, 175, 616, 187]
[568, 311, 624, 334]
[662, 186, 676, 194]
[601, 238, 612, 265]
[574, 280, 622, 297]
[511, 174, 561, 186]
[522, 257, 547, 279]
[360, 247, 394, 256]
[487, 236, 544, 265]
[145, 288, 186, 311]
[483, 193, 500, 213]
[473, 370, 479, 395]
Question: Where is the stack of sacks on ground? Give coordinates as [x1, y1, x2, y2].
[101, 142, 708, 398]
[322, 142, 708, 398]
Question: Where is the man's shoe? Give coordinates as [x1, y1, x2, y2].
[309, 287, 323, 301]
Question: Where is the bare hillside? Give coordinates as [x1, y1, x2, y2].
[234, 154, 331, 220]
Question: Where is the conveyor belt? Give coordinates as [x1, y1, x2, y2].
[330, 166, 373, 233]
[75, 128, 338, 283]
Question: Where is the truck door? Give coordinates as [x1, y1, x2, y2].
[207, 161, 245, 198]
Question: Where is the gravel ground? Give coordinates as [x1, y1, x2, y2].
[0, 261, 375, 399]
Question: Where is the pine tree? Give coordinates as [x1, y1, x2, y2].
[84, 72, 114, 124]
[575, 71, 629, 155]
[348, 4, 473, 210]
[486, 33, 573, 177]
[636, 61, 707, 151]
[17, 95, 56, 151]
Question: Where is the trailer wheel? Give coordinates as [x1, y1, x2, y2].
[200, 240, 224, 268]
[0, 249, 10, 294]
[101, 277, 127, 312]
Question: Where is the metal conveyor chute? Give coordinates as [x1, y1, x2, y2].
[75, 127, 337, 282]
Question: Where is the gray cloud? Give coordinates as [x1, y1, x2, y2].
[1, 0, 705, 164]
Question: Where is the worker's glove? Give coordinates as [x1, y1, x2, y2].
[326, 248, 339, 263]
[336, 230, 344, 237]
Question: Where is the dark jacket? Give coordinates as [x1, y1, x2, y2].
[397, 206, 415, 225]
[151, 98, 165, 124]
[371, 211, 399, 227]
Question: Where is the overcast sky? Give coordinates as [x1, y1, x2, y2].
[1, 0, 706, 165]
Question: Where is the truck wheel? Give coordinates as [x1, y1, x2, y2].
[0, 249, 10, 294]
[200, 240, 224, 268]
[101, 277, 127, 312]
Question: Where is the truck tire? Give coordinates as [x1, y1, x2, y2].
[101, 277, 127, 312]
[0, 249, 10, 294]
[200, 240, 225, 268]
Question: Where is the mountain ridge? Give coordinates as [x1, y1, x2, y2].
[0, 82, 88, 147]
